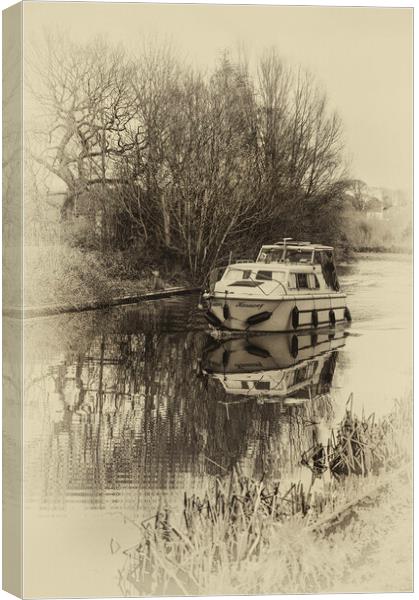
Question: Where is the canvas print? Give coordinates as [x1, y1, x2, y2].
[3, 2, 412, 597]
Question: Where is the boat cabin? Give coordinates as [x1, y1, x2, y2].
[252, 242, 340, 291]
[256, 242, 334, 266]
[212, 243, 339, 293]
[203, 239, 347, 331]
[220, 265, 324, 292]
[206, 241, 341, 296]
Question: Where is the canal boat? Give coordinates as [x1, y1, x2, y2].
[201, 239, 351, 332]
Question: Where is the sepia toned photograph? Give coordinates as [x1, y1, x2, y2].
[2, 1, 413, 597]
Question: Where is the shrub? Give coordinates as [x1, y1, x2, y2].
[24, 244, 115, 307]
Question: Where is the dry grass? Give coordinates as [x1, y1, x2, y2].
[24, 244, 115, 307]
[23, 244, 189, 308]
[119, 396, 412, 596]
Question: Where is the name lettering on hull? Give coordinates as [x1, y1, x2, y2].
[236, 302, 264, 309]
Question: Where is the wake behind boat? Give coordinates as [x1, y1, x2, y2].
[201, 239, 351, 332]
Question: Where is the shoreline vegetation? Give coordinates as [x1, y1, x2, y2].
[119, 395, 412, 596]
[17, 37, 411, 313]
[356, 245, 412, 254]
[19, 246, 411, 315]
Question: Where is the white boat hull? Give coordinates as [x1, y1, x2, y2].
[204, 292, 348, 332]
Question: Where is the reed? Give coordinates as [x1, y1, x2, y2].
[120, 395, 412, 596]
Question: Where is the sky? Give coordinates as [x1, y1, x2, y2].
[23, 2, 413, 194]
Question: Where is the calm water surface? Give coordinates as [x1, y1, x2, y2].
[23, 254, 412, 597]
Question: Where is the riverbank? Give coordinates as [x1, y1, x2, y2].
[19, 244, 411, 318]
[355, 245, 412, 254]
[22, 244, 193, 314]
[329, 474, 412, 593]
[120, 396, 412, 595]
[5, 287, 201, 318]
[121, 472, 411, 596]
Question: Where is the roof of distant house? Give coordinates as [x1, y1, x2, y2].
[365, 197, 383, 212]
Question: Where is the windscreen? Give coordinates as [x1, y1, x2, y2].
[223, 268, 286, 285]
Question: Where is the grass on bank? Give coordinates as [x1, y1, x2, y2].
[119, 396, 412, 596]
[23, 244, 190, 307]
[22, 238, 412, 309]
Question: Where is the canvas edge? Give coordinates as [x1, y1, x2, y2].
[3, 2, 24, 598]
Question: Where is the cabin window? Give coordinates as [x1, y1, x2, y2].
[289, 272, 319, 290]
[223, 268, 244, 283]
[308, 273, 320, 289]
[256, 270, 272, 281]
[258, 249, 283, 263]
[288, 274, 297, 289]
[270, 251, 283, 262]
[223, 268, 258, 287]
[241, 381, 250, 389]
[254, 381, 270, 390]
[296, 273, 309, 289]
[284, 249, 312, 263]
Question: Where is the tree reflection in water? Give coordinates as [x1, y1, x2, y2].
[23, 297, 341, 519]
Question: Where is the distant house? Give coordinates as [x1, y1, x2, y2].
[346, 180, 410, 223]
[366, 187, 384, 204]
[364, 197, 384, 220]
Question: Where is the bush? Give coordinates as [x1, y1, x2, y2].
[24, 244, 115, 307]
[24, 242, 191, 307]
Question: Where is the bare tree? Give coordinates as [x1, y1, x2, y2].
[27, 35, 349, 280]
[28, 36, 135, 213]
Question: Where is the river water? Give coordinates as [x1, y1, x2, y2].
[22, 253, 412, 597]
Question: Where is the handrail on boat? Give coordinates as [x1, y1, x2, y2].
[204, 263, 291, 296]
[249, 279, 288, 297]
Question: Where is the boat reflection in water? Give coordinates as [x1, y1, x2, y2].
[202, 328, 346, 407]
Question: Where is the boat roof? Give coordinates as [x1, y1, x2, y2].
[261, 243, 334, 251]
[226, 262, 318, 271]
